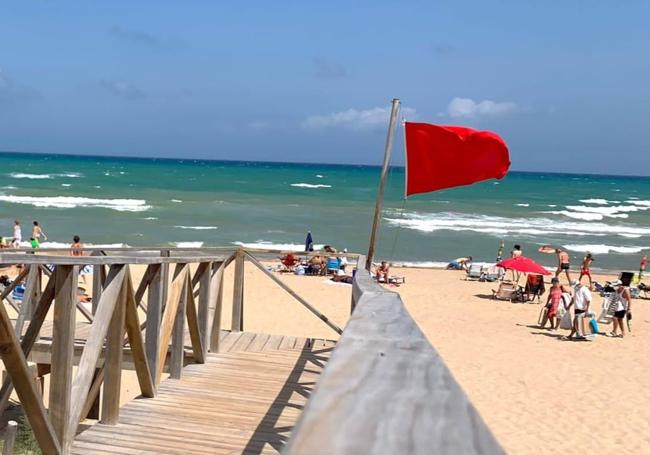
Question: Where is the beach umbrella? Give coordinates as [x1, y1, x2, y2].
[497, 256, 551, 276]
[305, 231, 314, 252]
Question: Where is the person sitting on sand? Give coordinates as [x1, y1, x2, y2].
[555, 248, 571, 283]
[579, 253, 594, 289]
[307, 255, 324, 275]
[375, 261, 390, 282]
[331, 270, 353, 284]
[446, 257, 472, 271]
[279, 253, 299, 271]
[71, 235, 84, 257]
[566, 281, 591, 339]
[541, 277, 562, 330]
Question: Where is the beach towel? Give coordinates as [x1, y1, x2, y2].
[559, 311, 573, 330]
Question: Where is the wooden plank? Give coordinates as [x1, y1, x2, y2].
[145, 263, 166, 385]
[196, 262, 211, 359]
[246, 333, 270, 352]
[264, 334, 283, 350]
[134, 264, 157, 311]
[156, 264, 188, 383]
[67, 264, 126, 432]
[0, 301, 60, 454]
[209, 262, 226, 353]
[278, 336, 296, 351]
[91, 263, 106, 315]
[185, 274, 204, 364]
[169, 273, 188, 379]
[14, 265, 41, 337]
[228, 331, 255, 352]
[245, 252, 342, 335]
[0, 277, 56, 413]
[231, 251, 245, 332]
[283, 257, 505, 455]
[217, 332, 243, 352]
[100, 274, 127, 425]
[123, 271, 155, 398]
[49, 264, 78, 450]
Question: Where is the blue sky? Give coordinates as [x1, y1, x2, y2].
[1, 1, 649, 175]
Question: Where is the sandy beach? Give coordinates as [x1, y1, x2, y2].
[2, 261, 648, 454]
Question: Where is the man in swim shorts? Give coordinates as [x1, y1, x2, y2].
[579, 253, 593, 289]
[555, 248, 571, 283]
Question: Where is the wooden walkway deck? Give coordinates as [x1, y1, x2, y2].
[70, 333, 335, 454]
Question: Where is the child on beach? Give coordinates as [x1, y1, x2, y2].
[30, 221, 47, 248]
[579, 253, 594, 289]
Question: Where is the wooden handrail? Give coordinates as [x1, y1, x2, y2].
[283, 255, 505, 455]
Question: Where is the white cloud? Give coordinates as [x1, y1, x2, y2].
[446, 97, 517, 118]
[302, 105, 416, 131]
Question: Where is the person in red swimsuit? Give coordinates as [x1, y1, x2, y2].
[579, 253, 594, 289]
[541, 277, 563, 330]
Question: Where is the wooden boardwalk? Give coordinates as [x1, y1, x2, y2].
[70, 333, 335, 454]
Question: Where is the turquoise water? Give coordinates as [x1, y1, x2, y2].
[0, 151, 648, 272]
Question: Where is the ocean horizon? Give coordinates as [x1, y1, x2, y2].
[0, 150, 648, 272]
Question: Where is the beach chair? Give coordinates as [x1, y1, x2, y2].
[326, 257, 340, 275]
[639, 283, 649, 299]
[492, 281, 518, 301]
[465, 264, 482, 281]
[482, 265, 504, 282]
[387, 276, 405, 285]
[597, 294, 617, 325]
[523, 275, 546, 303]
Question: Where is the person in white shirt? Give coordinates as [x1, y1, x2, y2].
[11, 220, 21, 248]
[567, 280, 591, 339]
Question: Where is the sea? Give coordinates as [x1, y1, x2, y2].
[0, 152, 648, 272]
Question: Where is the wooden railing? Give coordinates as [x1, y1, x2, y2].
[283, 256, 505, 455]
[0, 247, 347, 455]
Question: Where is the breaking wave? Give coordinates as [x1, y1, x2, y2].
[0, 195, 150, 212]
[232, 241, 325, 251]
[9, 172, 82, 179]
[175, 225, 218, 230]
[563, 244, 650, 255]
[290, 183, 332, 189]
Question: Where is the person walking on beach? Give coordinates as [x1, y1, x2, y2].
[579, 253, 594, 289]
[567, 281, 592, 339]
[541, 277, 562, 330]
[555, 248, 571, 283]
[640, 255, 647, 280]
[11, 220, 22, 248]
[610, 279, 632, 338]
[30, 221, 47, 249]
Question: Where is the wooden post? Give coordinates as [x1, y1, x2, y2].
[169, 277, 187, 379]
[91, 264, 106, 315]
[145, 264, 165, 385]
[209, 262, 225, 353]
[49, 264, 78, 451]
[197, 262, 212, 359]
[100, 276, 127, 425]
[231, 251, 245, 332]
[2, 420, 18, 455]
[14, 265, 41, 337]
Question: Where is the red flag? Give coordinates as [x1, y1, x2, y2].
[404, 122, 510, 196]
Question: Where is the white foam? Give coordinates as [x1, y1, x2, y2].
[394, 261, 450, 269]
[516, 203, 530, 207]
[315, 174, 324, 178]
[290, 183, 332, 189]
[173, 241, 204, 248]
[543, 211, 605, 221]
[18, 241, 127, 249]
[144, 217, 158, 220]
[563, 244, 649, 255]
[10, 173, 52, 179]
[1, 186, 17, 190]
[628, 200, 650, 207]
[564, 204, 649, 218]
[579, 198, 609, 204]
[384, 211, 650, 238]
[61, 184, 71, 187]
[175, 225, 218, 230]
[232, 241, 325, 251]
[171, 199, 183, 203]
[0, 195, 150, 212]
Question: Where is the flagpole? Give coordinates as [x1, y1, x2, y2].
[365, 98, 401, 271]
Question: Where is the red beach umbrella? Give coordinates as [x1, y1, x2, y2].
[497, 256, 551, 276]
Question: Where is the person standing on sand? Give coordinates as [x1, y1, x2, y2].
[579, 253, 594, 289]
[12, 220, 21, 248]
[567, 281, 591, 339]
[70, 235, 84, 256]
[640, 255, 647, 280]
[609, 279, 632, 338]
[30, 221, 47, 249]
[541, 277, 562, 330]
[555, 248, 571, 283]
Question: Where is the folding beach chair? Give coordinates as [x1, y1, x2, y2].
[492, 281, 519, 301]
[482, 265, 504, 282]
[465, 264, 482, 281]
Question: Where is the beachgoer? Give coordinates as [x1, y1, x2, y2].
[640, 255, 647, 280]
[555, 248, 571, 283]
[279, 253, 298, 271]
[324, 245, 337, 253]
[610, 279, 632, 338]
[308, 255, 324, 275]
[376, 261, 390, 282]
[12, 221, 21, 248]
[71, 235, 84, 257]
[510, 244, 522, 281]
[331, 270, 353, 284]
[496, 240, 505, 262]
[338, 248, 349, 272]
[446, 256, 472, 271]
[31, 221, 46, 249]
[567, 281, 591, 339]
[542, 277, 562, 330]
[579, 253, 594, 289]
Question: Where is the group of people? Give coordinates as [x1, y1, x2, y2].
[279, 245, 350, 277]
[2, 220, 47, 249]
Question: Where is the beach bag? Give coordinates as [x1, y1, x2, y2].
[589, 318, 599, 334]
[559, 311, 573, 330]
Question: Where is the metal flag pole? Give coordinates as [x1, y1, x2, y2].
[365, 98, 401, 271]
